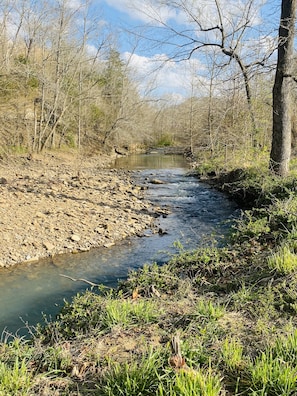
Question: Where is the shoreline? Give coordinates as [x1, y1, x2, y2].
[0, 151, 160, 268]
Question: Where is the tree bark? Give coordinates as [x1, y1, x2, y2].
[269, 0, 297, 176]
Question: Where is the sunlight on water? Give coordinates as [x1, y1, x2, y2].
[114, 153, 188, 169]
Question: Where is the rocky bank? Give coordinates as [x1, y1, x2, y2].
[0, 151, 161, 268]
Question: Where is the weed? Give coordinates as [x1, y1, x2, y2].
[37, 344, 72, 373]
[267, 244, 297, 274]
[98, 349, 166, 396]
[248, 351, 297, 395]
[196, 300, 225, 321]
[120, 262, 179, 296]
[231, 194, 297, 247]
[0, 357, 32, 395]
[272, 330, 297, 366]
[168, 246, 232, 285]
[39, 290, 161, 340]
[99, 348, 222, 396]
[230, 283, 256, 310]
[231, 284, 277, 320]
[231, 209, 271, 243]
[157, 366, 222, 396]
[221, 337, 244, 371]
[180, 337, 209, 368]
[102, 298, 161, 329]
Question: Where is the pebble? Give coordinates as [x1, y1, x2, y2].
[71, 234, 81, 242]
[0, 153, 158, 268]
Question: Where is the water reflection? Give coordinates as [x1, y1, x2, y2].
[114, 153, 187, 170]
[0, 154, 238, 336]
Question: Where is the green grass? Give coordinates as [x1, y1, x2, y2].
[3, 163, 297, 394]
[158, 367, 222, 396]
[39, 290, 162, 340]
[195, 300, 225, 321]
[103, 298, 162, 329]
[98, 350, 166, 396]
[154, 133, 175, 147]
[98, 349, 222, 396]
[248, 351, 297, 395]
[221, 337, 244, 371]
[267, 245, 297, 274]
[0, 358, 32, 395]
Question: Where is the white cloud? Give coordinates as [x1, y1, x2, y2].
[104, 0, 178, 24]
[103, 0, 273, 64]
[105, 0, 274, 99]
[103, 0, 267, 29]
[66, 0, 84, 9]
[122, 51, 208, 99]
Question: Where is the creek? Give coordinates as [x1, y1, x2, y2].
[0, 153, 238, 337]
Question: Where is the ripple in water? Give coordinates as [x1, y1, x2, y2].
[0, 154, 238, 337]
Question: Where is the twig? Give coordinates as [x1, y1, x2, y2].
[148, 271, 178, 280]
[150, 284, 161, 297]
[168, 334, 189, 371]
[59, 274, 101, 288]
[171, 334, 182, 357]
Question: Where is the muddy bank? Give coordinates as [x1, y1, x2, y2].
[0, 151, 160, 268]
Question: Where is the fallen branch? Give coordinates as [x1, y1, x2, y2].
[59, 274, 103, 288]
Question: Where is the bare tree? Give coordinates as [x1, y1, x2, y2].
[269, 0, 297, 176]
[34, 0, 106, 152]
[0, 0, 164, 154]
[132, 0, 276, 147]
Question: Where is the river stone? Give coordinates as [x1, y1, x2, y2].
[35, 211, 46, 218]
[0, 154, 160, 268]
[71, 234, 81, 242]
[44, 241, 55, 251]
[103, 242, 115, 248]
[78, 247, 90, 252]
[150, 178, 165, 184]
[0, 177, 8, 184]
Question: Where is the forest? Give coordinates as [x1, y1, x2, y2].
[3, 1, 297, 395]
[0, 0, 294, 177]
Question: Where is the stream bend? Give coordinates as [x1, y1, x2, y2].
[0, 154, 238, 336]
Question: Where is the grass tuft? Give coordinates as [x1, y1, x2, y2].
[267, 244, 297, 274]
[0, 358, 32, 395]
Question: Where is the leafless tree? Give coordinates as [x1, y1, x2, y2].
[131, 0, 276, 147]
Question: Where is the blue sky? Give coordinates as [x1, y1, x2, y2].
[4, 0, 281, 101]
[96, 0, 280, 100]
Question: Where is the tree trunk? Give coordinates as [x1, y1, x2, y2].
[269, 0, 297, 176]
[223, 49, 258, 147]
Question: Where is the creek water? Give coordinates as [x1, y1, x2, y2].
[0, 153, 238, 337]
